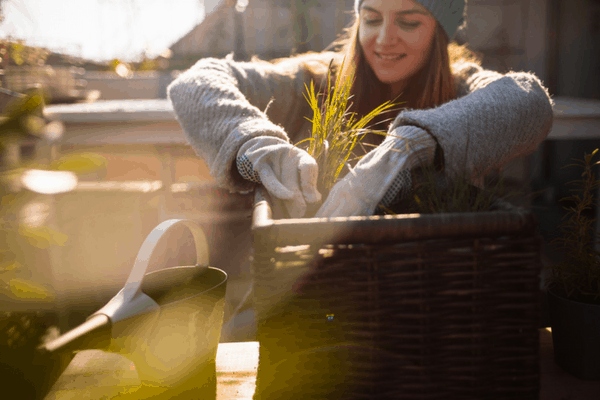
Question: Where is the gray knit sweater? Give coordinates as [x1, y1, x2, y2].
[167, 52, 554, 193]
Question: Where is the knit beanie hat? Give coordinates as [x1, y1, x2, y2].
[354, 0, 466, 39]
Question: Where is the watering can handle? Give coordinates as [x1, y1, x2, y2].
[93, 219, 210, 323]
[40, 219, 210, 354]
[124, 219, 210, 297]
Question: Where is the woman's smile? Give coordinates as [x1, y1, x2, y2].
[375, 52, 406, 61]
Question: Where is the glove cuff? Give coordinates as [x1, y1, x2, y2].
[379, 169, 412, 208]
[236, 136, 290, 184]
[236, 154, 262, 184]
[375, 126, 436, 210]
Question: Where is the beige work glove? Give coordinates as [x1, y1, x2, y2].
[315, 126, 436, 218]
[237, 136, 321, 218]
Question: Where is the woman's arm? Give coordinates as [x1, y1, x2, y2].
[389, 62, 554, 186]
[167, 53, 330, 192]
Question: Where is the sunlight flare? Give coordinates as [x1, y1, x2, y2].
[21, 169, 78, 194]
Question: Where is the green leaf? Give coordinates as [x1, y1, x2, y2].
[50, 152, 107, 175]
[0, 260, 22, 273]
[17, 225, 68, 249]
[1, 193, 20, 207]
[9, 278, 54, 301]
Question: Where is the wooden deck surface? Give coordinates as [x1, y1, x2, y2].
[44, 342, 259, 400]
[43, 330, 600, 399]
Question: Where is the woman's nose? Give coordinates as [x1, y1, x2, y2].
[376, 23, 398, 46]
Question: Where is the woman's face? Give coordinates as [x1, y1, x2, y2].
[358, 0, 437, 93]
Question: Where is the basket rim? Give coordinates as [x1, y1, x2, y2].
[251, 188, 537, 246]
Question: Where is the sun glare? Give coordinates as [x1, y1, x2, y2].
[21, 169, 78, 194]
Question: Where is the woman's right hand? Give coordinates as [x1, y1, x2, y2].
[237, 137, 321, 218]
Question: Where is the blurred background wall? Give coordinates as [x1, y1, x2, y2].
[170, 0, 599, 99]
[75, 0, 598, 103]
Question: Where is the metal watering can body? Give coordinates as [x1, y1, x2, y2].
[41, 219, 228, 395]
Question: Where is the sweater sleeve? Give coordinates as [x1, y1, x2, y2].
[167, 54, 324, 192]
[389, 62, 554, 186]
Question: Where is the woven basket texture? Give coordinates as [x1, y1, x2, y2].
[251, 191, 541, 400]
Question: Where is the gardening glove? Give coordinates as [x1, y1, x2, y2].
[315, 126, 436, 218]
[236, 136, 321, 218]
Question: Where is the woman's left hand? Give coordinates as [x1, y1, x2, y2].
[315, 126, 437, 218]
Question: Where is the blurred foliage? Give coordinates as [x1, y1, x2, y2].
[108, 54, 169, 74]
[0, 200, 58, 303]
[0, 39, 51, 69]
[0, 88, 107, 173]
[18, 224, 68, 249]
[49, 152, 107, 175]
[135, 49, 171, 71]
[108, 58, 124, 71]
[0, 89, 105, 307]
[0, 89, 55, 304]
[0, 88, 47, 146]
[137, 57, 160, 72]
[107, 58, 132, 77]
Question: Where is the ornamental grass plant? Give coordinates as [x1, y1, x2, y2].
[299, 60, 398, 196]
[254, 55, 542, 396]
[548, 149, 600, 304]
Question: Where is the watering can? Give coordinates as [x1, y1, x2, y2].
[39, 219, 228, 398]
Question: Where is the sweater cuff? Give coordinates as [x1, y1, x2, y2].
[386, 125, 437, 170]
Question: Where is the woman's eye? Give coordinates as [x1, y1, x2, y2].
[398, 20, 422, 30]
[364, 18, 381, 25]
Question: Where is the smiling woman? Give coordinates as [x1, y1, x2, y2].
[167, 0, 552, 217]
[167, 0, 553, 348]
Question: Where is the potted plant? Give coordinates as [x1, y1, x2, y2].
[250, 65, 542, 399]
[546, 148, 600, 380]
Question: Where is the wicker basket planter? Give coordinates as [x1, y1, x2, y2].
[251, 188, 542, 399]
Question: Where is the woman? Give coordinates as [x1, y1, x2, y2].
[168, 0, 553, 220]
[168, 0, 553, 340]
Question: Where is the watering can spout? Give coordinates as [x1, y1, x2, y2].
[39, 314, 112, 354]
